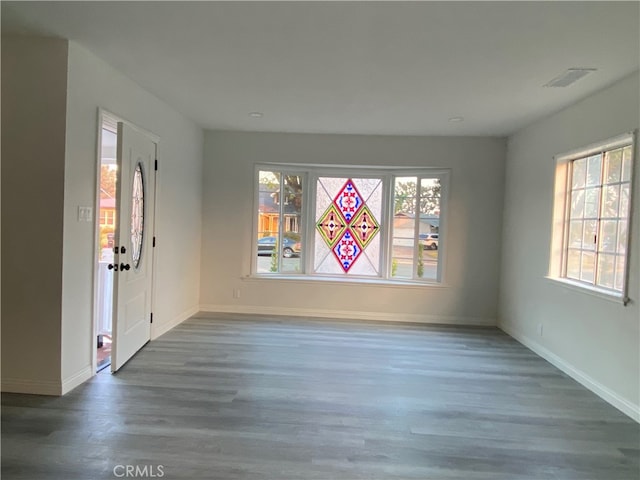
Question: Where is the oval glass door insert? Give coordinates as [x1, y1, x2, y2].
[131, 162, 144, 269]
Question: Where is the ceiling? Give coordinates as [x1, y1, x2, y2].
[2, 1, 639, 136]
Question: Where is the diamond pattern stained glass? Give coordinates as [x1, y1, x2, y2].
[350, 205, 379, 249]
[332, 230, 361, 272]
[333, 180, 363, 221]
[316, 204, 347, 247]
[315, 178, 381, 273]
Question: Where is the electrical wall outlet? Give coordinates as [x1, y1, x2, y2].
[233, 288, 241, 299]
[538, 323, 543, 337]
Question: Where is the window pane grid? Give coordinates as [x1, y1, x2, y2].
[564, 144, 633, 293]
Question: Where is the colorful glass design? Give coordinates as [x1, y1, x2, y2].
[350, 205, 379, 249]
[333, 180, 362, 221]
[316, 178, 381, 273]
[332, 230, 361, 272]
[316, 203, 347, 247]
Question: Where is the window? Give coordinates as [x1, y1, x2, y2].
[392, 176, 442, 280]
[550, 133, 635, 302]
[257, 170, 304, 274]
[99, 209, 115, 226]
[254, 166, 448, 283]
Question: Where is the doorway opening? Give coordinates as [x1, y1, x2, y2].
[95, 116, 118, 372]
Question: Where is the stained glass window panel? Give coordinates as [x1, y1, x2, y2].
[317, 204, 347, 248]
[315, 177, 382, 275]
[318, 177, 348, 200]
[314, 243, 345, 275]
[346, 248, 379, 276]
[355, 179, 383, 205]
[314, 240, 332, 272]
[315, 187, 333, 220]
[366, 181, 383, 219]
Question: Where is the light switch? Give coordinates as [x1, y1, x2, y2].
[78, 206, 93, 222]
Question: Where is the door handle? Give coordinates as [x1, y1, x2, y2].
[120, 263, 131, 271]
[108, 263, 118, 271]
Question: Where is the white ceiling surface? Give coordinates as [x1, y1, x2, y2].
[2, 2, 639, 136]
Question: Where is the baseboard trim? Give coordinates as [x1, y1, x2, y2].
[1, 377, 62, 396]
[198, 304, 495, 326]
[151, 305, 199, 340]
[499, 321, 640, 423]
[61, 365, 93, 395]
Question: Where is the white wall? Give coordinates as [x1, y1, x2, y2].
[201, 131, 506, 324]
[499, 72, 640, 421]
[1, 36, 69, 394]
[61, 42, 204, 391]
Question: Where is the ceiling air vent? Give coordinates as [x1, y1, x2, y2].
[544, 68, 597, 88]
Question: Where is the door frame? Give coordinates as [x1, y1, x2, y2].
[91, 108, 160, 375]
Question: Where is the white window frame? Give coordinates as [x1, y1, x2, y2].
[254, 167, 308, 275]
[390, 173, 447, 281]
[549, 132, 636, 304]
[252, 164, 450, 284]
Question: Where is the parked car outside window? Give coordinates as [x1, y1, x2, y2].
[419, 233, 439, 250]
[257, 236, 301, 258]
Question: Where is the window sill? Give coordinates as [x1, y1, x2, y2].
[544, 276, 629, 305]
[243, 274, 450, 289]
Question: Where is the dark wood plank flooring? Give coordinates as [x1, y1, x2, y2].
[2, 314, 639, 479]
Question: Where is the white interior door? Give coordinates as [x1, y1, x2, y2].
[111, 122, 156, 372]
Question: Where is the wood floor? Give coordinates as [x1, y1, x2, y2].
[2, 314, 639, 479]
